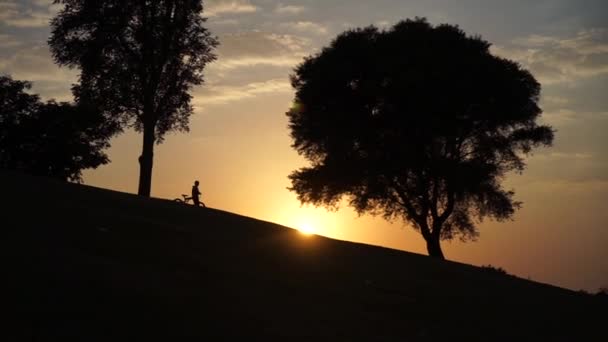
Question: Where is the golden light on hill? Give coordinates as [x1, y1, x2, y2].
[297, 221, 316, 235]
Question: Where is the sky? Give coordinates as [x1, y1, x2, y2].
[1, 0, 607, 292]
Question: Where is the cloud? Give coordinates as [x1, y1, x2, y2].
[208, 18, 239, 26]
[376, 20, 391, 28]
[275, 4, 306, 15]
[492, 28, 608, 85]
[0, 0, 62, 28]
[524, 179, 608, 194]
[0, 44, 77, 100]
[190, 30, 309, 107]
[193, 78, 291, 106]
[0, 34, 21, 48]
[523, 162, 608, 188]
[32, 0, 54, 6]
[540, 108, 608, 127]
[0, 1, 21, 27]
[213, 31, 310, 70]
[540, 95, 571, 112]
[541, 109, 581, 126]
[533, 152, 593, 161]
[0, 2, 19, 21]
[541, 95, 569, 106]
[280, 21, 328, 35]
[205, 0, 257, 17]
[3, 11, 50, 28]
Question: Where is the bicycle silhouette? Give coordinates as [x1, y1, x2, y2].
[174, 194, 206, 207]
[174, 194, 193, 204]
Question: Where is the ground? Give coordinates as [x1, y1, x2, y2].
[2, 171, 605, 341]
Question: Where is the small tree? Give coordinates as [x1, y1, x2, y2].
[49, 0, 219, 196]
[0, 75, 115, 182]
[287, 19, 553, 259]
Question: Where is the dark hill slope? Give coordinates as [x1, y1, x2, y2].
[2, 171, 605, 341]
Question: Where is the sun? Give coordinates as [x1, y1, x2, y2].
[298, 221, 316, 235]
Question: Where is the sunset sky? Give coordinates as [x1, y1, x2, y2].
[1, 0, 607, 292]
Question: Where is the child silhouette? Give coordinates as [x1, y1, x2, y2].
[191, 180, 206, 207]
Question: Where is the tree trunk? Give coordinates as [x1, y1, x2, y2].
[137, 122, 155, 197]
[425, 235, 445, 259]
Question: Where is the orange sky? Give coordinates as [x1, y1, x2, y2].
[2, 0, 607, 292]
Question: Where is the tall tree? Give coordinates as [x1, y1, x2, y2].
[287, 19, 554, 259]
[0, 75, 115, 182]
[49, 0, 218, 196]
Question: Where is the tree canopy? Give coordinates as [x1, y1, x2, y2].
[287, 18, 554, 259]
[49, 0, 219, 196]
[0, 75, 115, 182]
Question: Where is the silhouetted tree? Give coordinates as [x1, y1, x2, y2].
[0, 77, 39, 166]
[287, 18, 554, 259]
[0, 75, 115, 181]
[49, 0, 219, 196]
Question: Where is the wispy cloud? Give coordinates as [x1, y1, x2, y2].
[376, 20, 391, 28]
[0, 33, 21, 48]
[3, 12, 50, 28]
[0, 2, 19, 21]
[208, 18, 239, 26]
[540, 95, 572, 114]
[275, 4, 306, 15]
[533, 152, 593, 161]
[205, 0, 257, 17]
[541, 95, 570, 106]
[279, 21, 328, 35]
[212, 31, 310, 70]
[524, 179, 608, 194]
[0, 44, 77, 100]
[0, 0, 62, 28]
[492, 28, 608, 85]
[541, 109, 608, 127]
[194, 78, 291, 106]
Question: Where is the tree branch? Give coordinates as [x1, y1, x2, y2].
[391, 178, 431, 239]
[434, 185, 455, 237]
[430, 178, 439, 221]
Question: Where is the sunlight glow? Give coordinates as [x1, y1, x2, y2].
[298, 221, 316, 235]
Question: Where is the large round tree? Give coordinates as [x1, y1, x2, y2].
[287, 18, 553, 259]
[49, 0, 218, 196]
[0, 75, 116, 182]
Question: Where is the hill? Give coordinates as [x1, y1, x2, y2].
[2, 171, 605, 341]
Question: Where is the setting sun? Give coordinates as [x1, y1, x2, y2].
[297, 221, 316, 235]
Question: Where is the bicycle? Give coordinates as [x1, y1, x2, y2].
[174, 194, 206, 207]
[174, 194, 193, 204]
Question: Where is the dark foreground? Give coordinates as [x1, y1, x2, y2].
[2, 171, 606, 341]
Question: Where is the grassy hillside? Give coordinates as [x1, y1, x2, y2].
[3, 171, 605, 341]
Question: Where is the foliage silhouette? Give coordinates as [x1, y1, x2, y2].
[481, 264, 509, 276]
[49, 0, 219, 196]
[0, 75, 116, 182]
[287, 18, 554, 259]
